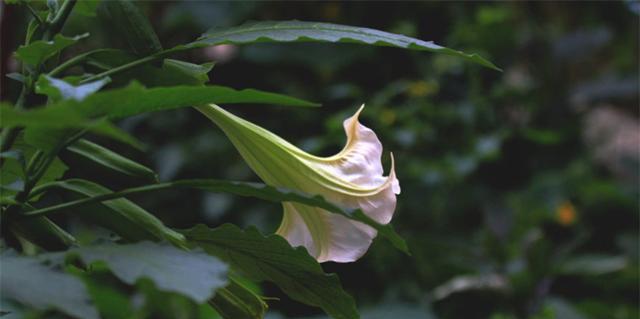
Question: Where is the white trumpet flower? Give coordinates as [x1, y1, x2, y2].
[197, 104, 400, 263]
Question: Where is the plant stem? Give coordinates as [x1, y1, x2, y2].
[79, 49, 178, 84]
[48, 48, 114, 77]
[43, 0, 77, 40]
[23, 182, 175, 218]
[25, 3, 45, 26]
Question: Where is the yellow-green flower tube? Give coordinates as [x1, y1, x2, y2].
[197, 104, 400, 263]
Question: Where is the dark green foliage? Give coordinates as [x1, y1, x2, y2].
[2, 1, 635, 319]
[184, 224, 359, 319]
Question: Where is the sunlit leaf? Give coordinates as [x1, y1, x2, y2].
[71, 242, 228, 303]
[36, 76, 111, 102]
[0, 253, 99, 319]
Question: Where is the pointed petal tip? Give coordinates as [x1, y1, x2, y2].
[389, 152, 401, 195]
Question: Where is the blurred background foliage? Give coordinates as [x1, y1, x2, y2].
[2, 1, 638, 319]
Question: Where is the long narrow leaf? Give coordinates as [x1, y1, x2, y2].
[1, 84, 318, 130]
[26, 179, 409, 254]
[68, 139, 158, 181]
[180, 20, 500, 71]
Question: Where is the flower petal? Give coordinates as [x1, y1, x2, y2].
[277, 202, 377, 263]
[198, 103, 400, 263]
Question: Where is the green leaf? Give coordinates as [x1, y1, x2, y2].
[70, 242, 228, 303]
[36, 76, 111, 101]
[6, 72, 25, 83]
[1, 85, 317, 130]
[26, 179, 409, 254]
[2, 103, 144, 150]
[11, 217, 77, 251]
[72, 268, 134, 319]
[101, 0, 163, 56]
[74, 0, 101, 17]
[175, 180, 409, 255]
[0, 138, 68, 200]
[558, 254, 628, 276]
[39, 179, 185, 246]
[0, 253, 99, 319]
[67, 139, 157, 181]
[184, 224, 359, 319]
[163, 59, 214, 86]
[209, 276, 268, 319]
[15, 33, 89, 66]
[183, 20, 500, 71]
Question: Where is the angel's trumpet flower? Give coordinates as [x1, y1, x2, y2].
[197, 104, 400, 263]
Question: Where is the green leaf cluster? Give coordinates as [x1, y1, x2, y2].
[1, 0, 500, 318]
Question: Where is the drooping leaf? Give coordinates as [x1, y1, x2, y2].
[67, 139, 157, 181]
[15, 33, 89, 66]
[181, 20, 500, 71]
[70, 242, 228, 303]
[0, 253, 99, 319]
[183, 224, 359, 319]
[36, 76, 111, 101]
[36, 179, 185, 246]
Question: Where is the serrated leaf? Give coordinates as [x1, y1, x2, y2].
[184, 224, 359, 319]
[68, 139, 157, 181]
[36, 76, 111, 101]
[15, 33, 89, 66]
[42, 179, 185, 246]
[182, 20, 499, 71]
[0, 253, 99, 319]
[70, 242, 228, 303]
